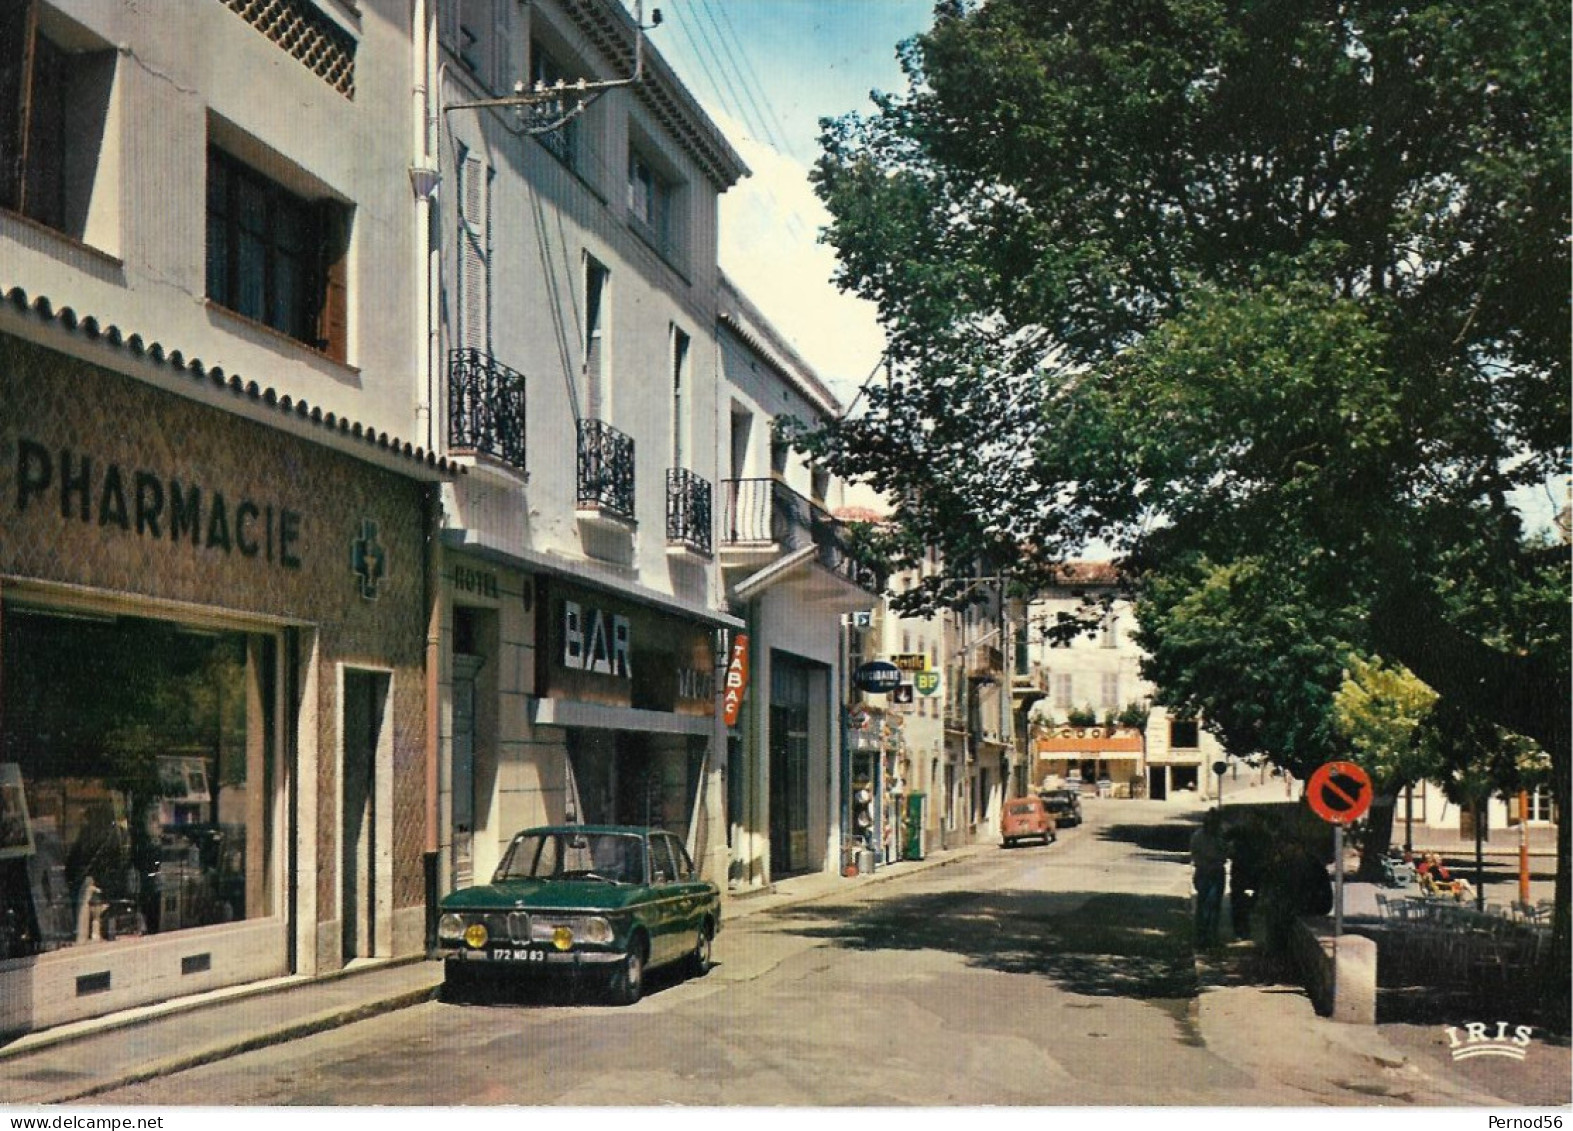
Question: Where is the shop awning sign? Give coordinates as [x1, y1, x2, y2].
[853, 660, 902, 694]
[1306, 761, 1373, 825]
[722, 633, 750, 726]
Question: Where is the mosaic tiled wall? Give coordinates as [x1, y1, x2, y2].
[0, 334, 433, 936]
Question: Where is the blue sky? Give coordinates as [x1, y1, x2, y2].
[646, 0, 933, 165]
[626, 1, 937, 395]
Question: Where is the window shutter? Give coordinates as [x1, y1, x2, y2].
[458, 152, 489, 352]
[317, 204, 349, 363]
[493, 0, 513, 95]
[0, 0, 37, 210]
[438, 0, 459, 55]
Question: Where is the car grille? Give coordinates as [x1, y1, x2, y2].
[507, 911, 531, 943]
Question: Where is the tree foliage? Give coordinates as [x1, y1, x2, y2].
[802, 0, 1569, 974]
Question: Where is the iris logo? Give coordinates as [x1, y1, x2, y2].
[1443, 1022, 1534, 1061]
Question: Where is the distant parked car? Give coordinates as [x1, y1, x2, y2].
[437, 825, 720, 1005]
[1039, 788, 1083, 827]
[1001, 796, 1056, 848]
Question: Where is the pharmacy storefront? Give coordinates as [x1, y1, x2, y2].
[0, 334, 436, 1033]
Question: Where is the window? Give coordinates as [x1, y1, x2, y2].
[529, 40, 579, 168]
[1100, 613, 1119, 648]
[1052, 673, 1073, 709]
[1527, 787, 1553, 824]
[1101, 672, 1120, 708]
[442, 0, 512, 95]
[207, 148, 349, 361]
[769, 429, 789, 475]
[671, 326, 690, 467]
[0, 2, 115, 243]
[811, 466, 830, 502]
[1170, 718, 1200, 748]
[1, 604, 278, 954]
[628, 147, 670, 242]
[583, 255, 609, 419]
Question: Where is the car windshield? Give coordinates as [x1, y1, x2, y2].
[494, 831, 646, 885]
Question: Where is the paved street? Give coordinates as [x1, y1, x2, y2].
[80, 794, 1568, 1107]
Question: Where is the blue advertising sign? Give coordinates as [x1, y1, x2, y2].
[853, 660, 902, 694]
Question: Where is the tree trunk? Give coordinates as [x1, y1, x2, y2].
[1357, 791, 1399, 882]
[1471, 800, 1484, 912]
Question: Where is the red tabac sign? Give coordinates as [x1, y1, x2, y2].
[722, 633, 750, 726]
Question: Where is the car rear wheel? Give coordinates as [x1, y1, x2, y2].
[609, 938, 647, 1006]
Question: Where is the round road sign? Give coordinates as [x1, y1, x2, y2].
[1306, 761, 1374, 825]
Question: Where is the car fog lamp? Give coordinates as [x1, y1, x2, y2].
[552, 925, 574, 951]
[463, 922, 489, 949]
[438, 914, 464, 942]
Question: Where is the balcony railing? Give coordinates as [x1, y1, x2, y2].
[577, 418, 636, 523]
[666, 468, 713, 556]
[448, 348, 527, 472]
[721, 478, 881, 592]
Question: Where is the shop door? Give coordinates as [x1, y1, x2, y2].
[341, 670, 386, 963]
[768, 657, 810, 876]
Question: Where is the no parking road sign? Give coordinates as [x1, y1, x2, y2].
[1307, 761, 1374, 825]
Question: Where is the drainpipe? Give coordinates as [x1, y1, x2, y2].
[414, 0, 444, 958]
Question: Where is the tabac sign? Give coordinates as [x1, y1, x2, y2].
[722, 633, 750, 726]
[540, 580, 715, 716]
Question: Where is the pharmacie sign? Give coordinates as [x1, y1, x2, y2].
[541, 580, 716, 716]
[9, 436, 305, 569]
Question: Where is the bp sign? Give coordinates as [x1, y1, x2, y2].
[853, 661, 902, 694]
[913, 671, 941, 697]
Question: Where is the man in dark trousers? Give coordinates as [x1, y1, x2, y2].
[1189, 809, 1228, 949]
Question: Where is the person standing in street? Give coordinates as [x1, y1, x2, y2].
[1190, 809, 1229, 949]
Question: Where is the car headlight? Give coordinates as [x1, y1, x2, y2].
[438, 913, 465, 942]
[531, 916, 614, 947]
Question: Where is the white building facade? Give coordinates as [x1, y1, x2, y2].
[425, 0, 749, 894]
[0, 0, 448, 1032]
[715, 276, 878, 886]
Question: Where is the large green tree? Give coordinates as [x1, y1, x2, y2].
[802, 0, 1569, 978]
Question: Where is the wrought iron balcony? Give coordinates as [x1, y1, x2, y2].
[721, 478, 882, 593]
[577, 418, 636, 524]
[666, 468, 713, 557]
[447, 348, 527, 472]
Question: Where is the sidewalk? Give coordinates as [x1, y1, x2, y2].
[0, 841, 992, 1106]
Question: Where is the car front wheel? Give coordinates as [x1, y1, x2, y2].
[689, 922, 714, 977]
[610, 939, 646, 1006]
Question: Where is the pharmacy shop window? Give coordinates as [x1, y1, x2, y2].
[0, 603, 279, 958]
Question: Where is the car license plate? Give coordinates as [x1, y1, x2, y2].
[492, 948, 545, 963]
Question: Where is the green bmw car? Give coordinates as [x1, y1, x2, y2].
[437, 825, 721, 1005]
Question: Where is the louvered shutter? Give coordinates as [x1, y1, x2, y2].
[458, 151, 489, 353]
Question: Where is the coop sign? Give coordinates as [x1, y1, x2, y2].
[561, 600, 632, 679]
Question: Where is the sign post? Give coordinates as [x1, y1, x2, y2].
[1306, 760, 1374, 942]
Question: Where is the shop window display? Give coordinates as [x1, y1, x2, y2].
[0, 606, 275, 958]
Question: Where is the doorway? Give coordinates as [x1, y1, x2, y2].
[341, 669, 388, 963]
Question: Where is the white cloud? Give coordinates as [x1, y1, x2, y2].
[716, 121, 886, 406]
